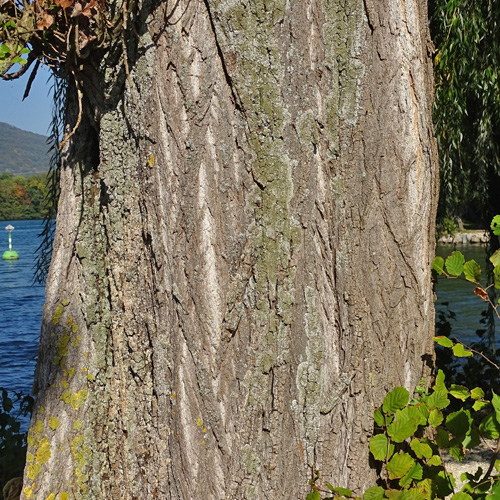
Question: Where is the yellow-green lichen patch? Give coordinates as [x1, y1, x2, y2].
[26, 452, 35, 463]
[35, 437, 51, 464]
[45, 493, 56, 500]
[74, 419, 83, 430]
[60, 390, 71, 404]
[27, 462, 42, 480]
[70, 389, 88, 410]
[52, 304, 65, 325]
[70, 435, 90, 493]
[24, 484, 34, 499]
[49, 417, 60, 430]
[55, 332, 71, 365]
[60, 493, 70, 500]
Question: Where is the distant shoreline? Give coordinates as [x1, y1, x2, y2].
[437, 230, 489, 245]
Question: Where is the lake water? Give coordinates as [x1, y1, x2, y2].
[0, 224, 495, 401]
[434, 244, 498, 346]
[0, 220, 45, 398]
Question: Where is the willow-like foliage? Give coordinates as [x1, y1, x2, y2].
[430, 0, 500, 225]
[33, 73, 66, 284]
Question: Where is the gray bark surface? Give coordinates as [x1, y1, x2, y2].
[23, 0, 438, 498]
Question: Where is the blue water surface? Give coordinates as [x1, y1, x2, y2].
[0, 220, 45, 397]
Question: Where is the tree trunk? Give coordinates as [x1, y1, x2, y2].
[23, 0, 438, 498]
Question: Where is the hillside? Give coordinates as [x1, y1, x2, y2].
[0, 122, 50, 176]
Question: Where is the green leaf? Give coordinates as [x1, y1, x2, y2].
[374, 409, 385, 427]
[452, 344, 473, 357]
[427, 455, 442, 466]
[435, 369, 447, 391]
[363, 486, 384, 500]
[490, 249, 500, 268]
[432, 256, 445, 274]
[463, 428, 480, 450]
[383, 387, 410, 414]
[387, 453, 414, 479]
[10, 56, 27, 65]
[369, 434, 394, 461]
[446, 409, 472, 440]
[388, 418, 419, 443]
[463, 260, 481, 282]
[446, 251, 465, 276]
[410, 438, 432, 459]
[306, 490, 321, 500]
[399, 463, 423, 488]
[429, 408, 444, 427]
[435, 428, 450, 447]
[494, 265, 500, 289]
[492, 391, 500, 425]
[330, 487, 353, 497]
[396, 406, 427, 426]
[491, 215, 500, 236]
[449, 440, 465, 461]
[449, 385, 470, 401]
[434, 336, 453, 348]
[451, 492, 473, 500]
[427, 390, 450, 410]
[479, 414, 500, 439]
[473, 400, 489, 411]
[471, 387, 485, 400]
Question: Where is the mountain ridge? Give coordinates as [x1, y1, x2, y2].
[0, 122, 50, 176]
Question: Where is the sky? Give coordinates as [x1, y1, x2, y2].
[0, 64, 53, 137]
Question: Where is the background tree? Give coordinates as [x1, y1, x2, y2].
[430, 0, 500, 227]
[1, 0, 438, 498]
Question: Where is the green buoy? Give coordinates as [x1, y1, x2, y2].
[2, 224, 19, 260]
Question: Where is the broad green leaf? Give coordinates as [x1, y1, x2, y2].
[446, 409, 472, 440]
[363, 486, 384, 500]
[494, 459, 500, 473]
[494, 265, 500, 289]
[388, 418, 419, 443]
[435, 369, 447, 391]
[387, 452, 414, 479]
[491, 215, 500, 236]
[473, 400, 489, 411]
[399, 463, 423, 488]
[306, 490, 321, 500]
[433, 469, 455, 498]
[396, 406, 427, 426]
[435, 428, 450, 447]
[330, 487, 353, 497]
[404, 490, 426, 500]
[429, 408, 444, 427]
[492, 391, 500, 425]
[434, 336, 453, 348]
[463, 428, 480, 449]
[452, 343, 473, 357]
[410, 438, 432, 459]
[374, 409, 385, 427]
[427, 455, 442, 466]
[471, 387, 485, 400]
[11, 56, 27, 65]
[449, 385, 470, 401]
[432, 256, 445, 274]
[490, 249, 500, 268]
[479, 414, 500, 439]
[446, 251, 465, 276]
[451, 493, 473, 500]
[427, 390, 450, 410]
[449, 441, 465, 461]
[416, 403, 429, 422]
[463, 260, 481, 282]
[369, 434, 394, 461]
[383, 387, 409, 414]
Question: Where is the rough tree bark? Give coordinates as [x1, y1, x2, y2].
[23, 0, 438, 498]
